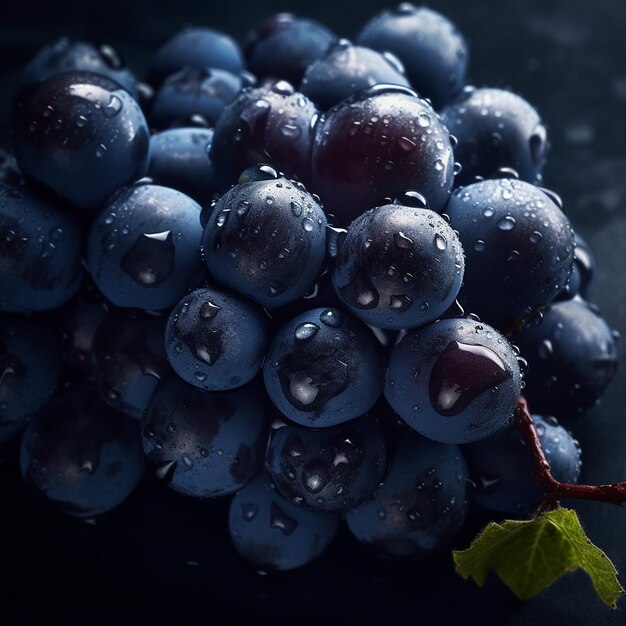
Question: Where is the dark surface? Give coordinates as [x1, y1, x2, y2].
[2, 0, 626, 624]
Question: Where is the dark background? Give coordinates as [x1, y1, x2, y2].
[2, 0, 626, 624]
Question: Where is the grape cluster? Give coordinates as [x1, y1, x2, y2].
[1, 4, 619, 574]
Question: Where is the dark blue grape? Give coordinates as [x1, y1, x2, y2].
[141, 377, 268, 498]
[165, 287, 268, 391]
[300, 41, 410, 111]
[149, 27, 244, 86]
[14, 72, 149, 210]
[87, 183, 205, 310]
[440, 87, 547, 185]
[150, 68, 243, 130]
[0, 183, 83, 313]
[0, 316, 61, 442]
[202, 174, 327, 308]
[332, 202, 464, 330]
[228, 472, 340, 571]
[20, 386, 144, 516]
[385, 317, 522, 443]
[21, 38, 139, 98]
[265, 415, 387, 511]
[245, 13, 336, 86]
[263, 307, 384, 428]
[357, 4, 467, 109]
[210, 83, 318, 191]
[463, 414, 581, 514]
[514, 298, 618, 419]
[346, 428, 468, 559]
[311, 86, 454, 225]
[147, 127, 217, 207]
[445, 179, 575, 326]
[93, 309, 171, 419]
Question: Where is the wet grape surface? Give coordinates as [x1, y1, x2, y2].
[1, 2, 626, 626]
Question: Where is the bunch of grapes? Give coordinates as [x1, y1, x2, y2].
[0, 4, 619, 578]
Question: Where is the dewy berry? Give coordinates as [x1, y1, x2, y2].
[463, 413, 582, 514]
[265, 414, 388, 511]
[357, 4, 468, 109]
[14, 71, 150, 210]
[202, 172, 327, 307]
[87, 183, 205, 310]
[141, 376, 269, 498]
[445, 178, 575, 327]
[149, 67, 244, 130]
[147, 127, 218, 207]
[310, 84, 455, 225]
[440, 87, 547, 185]
[331, 201, 464, 330]
[300, 41, 411, 111]
[20, 38, 140, 98]
[385, 317, 523, 444]
[149, 27, 245, 86]
[1, 3, 623, 608]
[165, 286, 268, 391]
[210, 84, 318, 191]
[263, 307, 385, 428]
[0, 183, 83, 312]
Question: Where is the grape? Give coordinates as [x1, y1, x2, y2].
[332, 201, 464, 330]
[356, 4, 468, 109]
[165, 287, 268, 391]
[514, 298, 619, 419]
[385, 317, 522, 443]
[445, 178, 575, 326]
[463, 414, 582, 514]
[263, 307, 384, 428]
[149, 67, 243, 130]
[300, 41, 410, 111]
[13, 72, 149, 210]
[87, 183, 205, 310]
[0, 181, 83, 313]
[346, 428, 469, 559]
[210, 84, 318, 191]
[265, 415, 387, 511]
[228, 472, 341, 571]
[149, 27, 244, 86]
[21, 38, 139, 98]
[311, 85, 455, 225]
[440, 87, 547, 185]
[141, 377, 268, 498]
[147, 127, 217, 208]
[202, 172, 327, 308]
[20, 386, 144, 516]
[245, 13, 336, 86]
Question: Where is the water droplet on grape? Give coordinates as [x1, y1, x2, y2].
[294, 322, 320, 341]
[497, 216, 516, 231]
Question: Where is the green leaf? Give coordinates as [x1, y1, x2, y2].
[453, 508, 624, 608]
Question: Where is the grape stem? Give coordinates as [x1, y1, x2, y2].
[516, 396, 626, 507]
